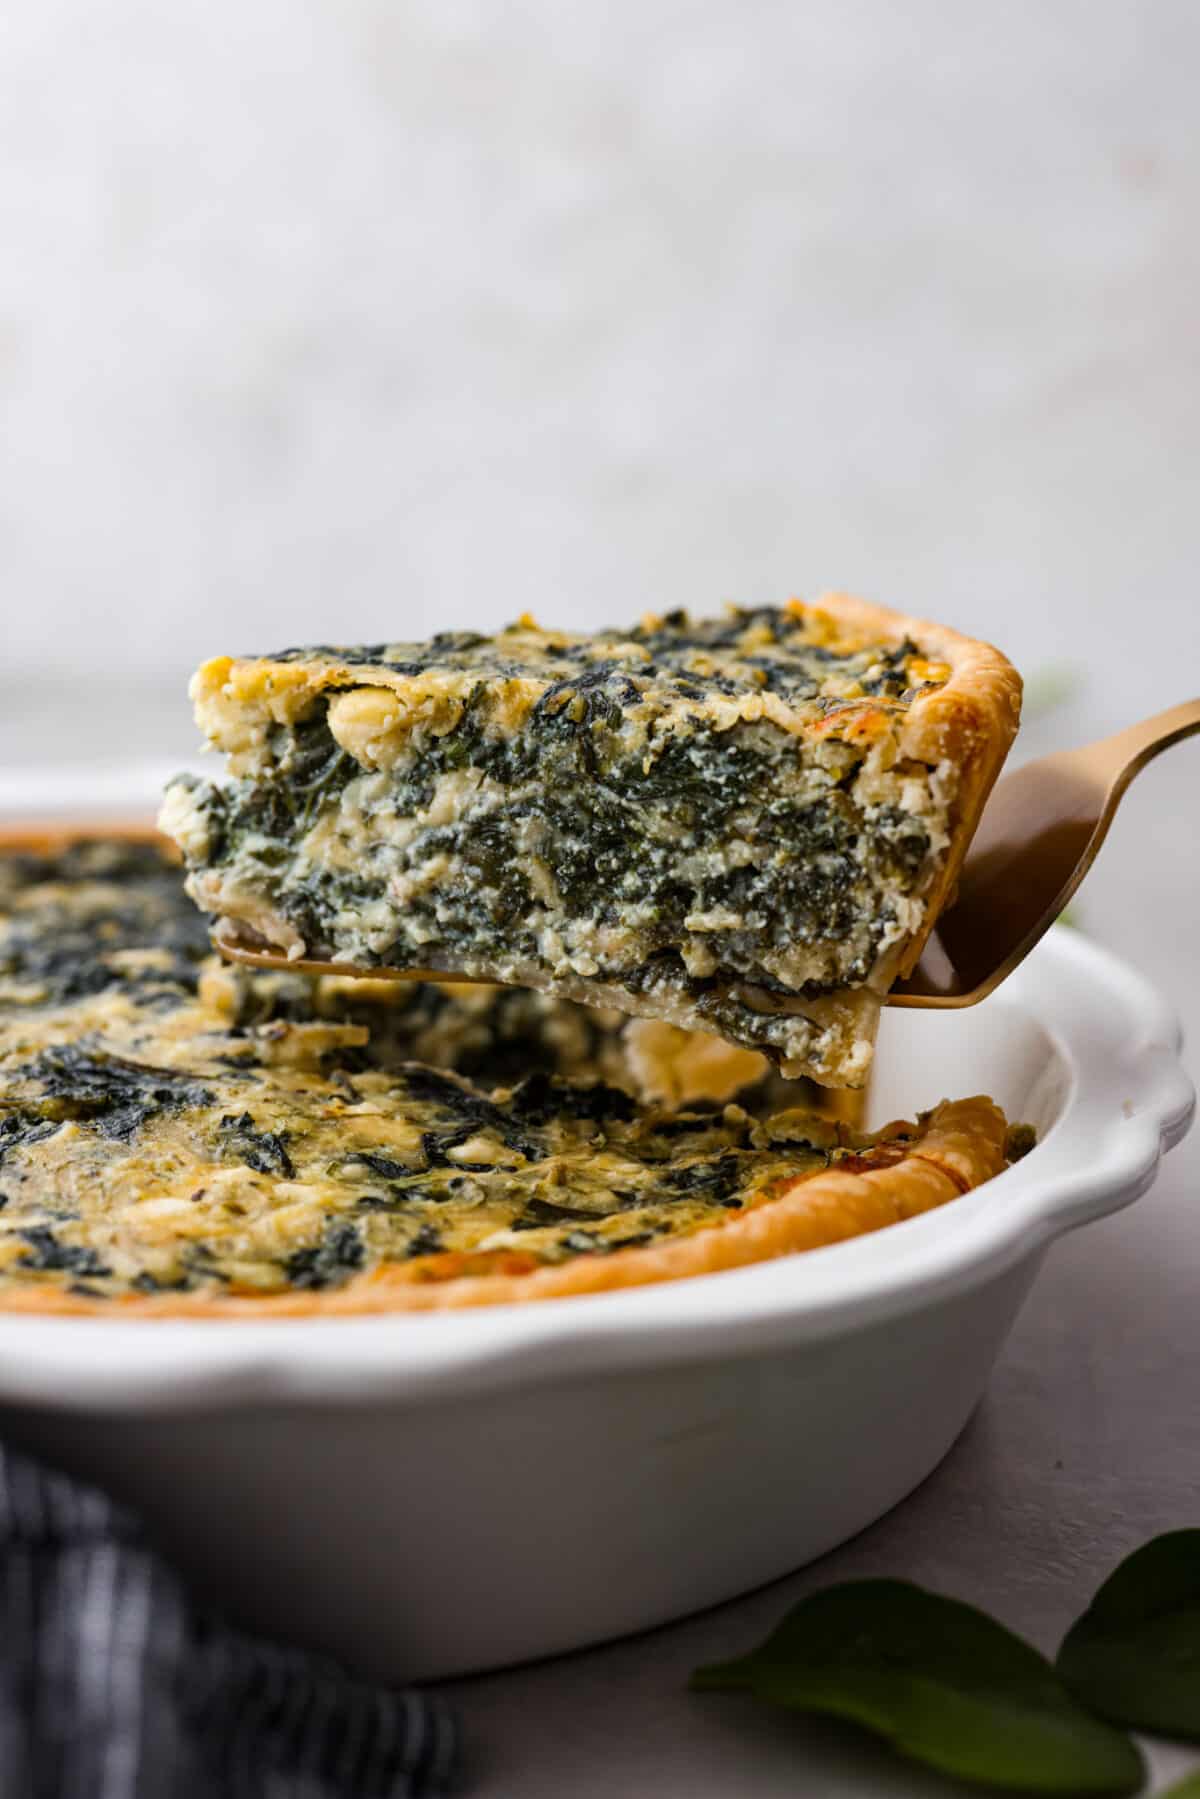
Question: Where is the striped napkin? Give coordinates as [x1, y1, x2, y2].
[0, 1444, 457, 1798]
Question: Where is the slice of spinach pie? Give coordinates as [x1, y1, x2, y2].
[160, 595, 1021, 1087]
[0, 831, 1027, 1315]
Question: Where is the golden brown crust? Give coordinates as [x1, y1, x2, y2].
[803, 594, 1022, 976]
[0, 821, 167, 855]
[0, 1096, 1008, 1317]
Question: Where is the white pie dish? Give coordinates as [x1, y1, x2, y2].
[0, 926, 1190, 1681]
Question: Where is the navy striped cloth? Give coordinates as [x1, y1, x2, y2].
[0, 1444, 457, 1798]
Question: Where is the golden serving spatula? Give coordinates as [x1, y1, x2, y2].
[218, 700, 1200, 1011]
[890, 697, 1200, 1005]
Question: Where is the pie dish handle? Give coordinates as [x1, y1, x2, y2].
[1149, 1043, 1199, 1156]
[1033, 1033, 1194, 1241]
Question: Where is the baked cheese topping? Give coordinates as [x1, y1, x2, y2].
[0, 839, 1016, 1306]
[162, 601, 998, 1085]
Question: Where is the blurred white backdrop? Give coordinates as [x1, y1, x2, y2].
[0, 0, 1197, 770]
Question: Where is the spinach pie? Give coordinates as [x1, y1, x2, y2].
[162, 596, 1019, 1087]
[0, 835, 1025, 1315]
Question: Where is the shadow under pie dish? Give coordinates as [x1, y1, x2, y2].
[0, 834, 1020, 1314]
[160, 595, 1021, 1087]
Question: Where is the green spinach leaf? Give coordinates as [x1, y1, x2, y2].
[1058, 1532, 1200, 1741]
[691, 1579, 1143, 1793]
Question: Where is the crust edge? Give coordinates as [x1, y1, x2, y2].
[807, 592, 1022, 977]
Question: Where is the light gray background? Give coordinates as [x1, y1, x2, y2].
[1, 2, 1198, 1792]
[1, 0, 1197, 739]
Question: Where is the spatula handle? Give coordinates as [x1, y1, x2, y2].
[1079, 698, 1200, 792]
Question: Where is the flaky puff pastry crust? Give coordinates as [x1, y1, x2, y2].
[800, 594, 1022, 978]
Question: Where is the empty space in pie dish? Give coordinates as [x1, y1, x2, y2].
[867, 996, 1069, 1141]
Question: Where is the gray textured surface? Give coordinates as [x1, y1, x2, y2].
[451, 746, 1200, 1796]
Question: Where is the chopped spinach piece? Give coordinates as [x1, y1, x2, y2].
[15, 1046, 213, 1142]
[1005, 1122, 1038, 1163]
[511, 1195, 616, 1232]
[131, 1270, 193, 1294]
[404, 1067, 545, 1165]
[17, 1226, 111, 1278]
[283, 1221, 366, 1290]
[0, 1113, 61, 1164]
[508, 1073, 635, 1127]
[352, 1152, 414, 1181]
[663, 1153, 744, 1204]
[218, 1112, 295, 1178]
[403, 1223, 443, 1259]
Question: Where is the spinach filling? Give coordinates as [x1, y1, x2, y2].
[187, 684, 934, 1004]
[0, 841, 210, 1011]
[14, 1045, 214, 1142]
[284, 1220, 365, 1290]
